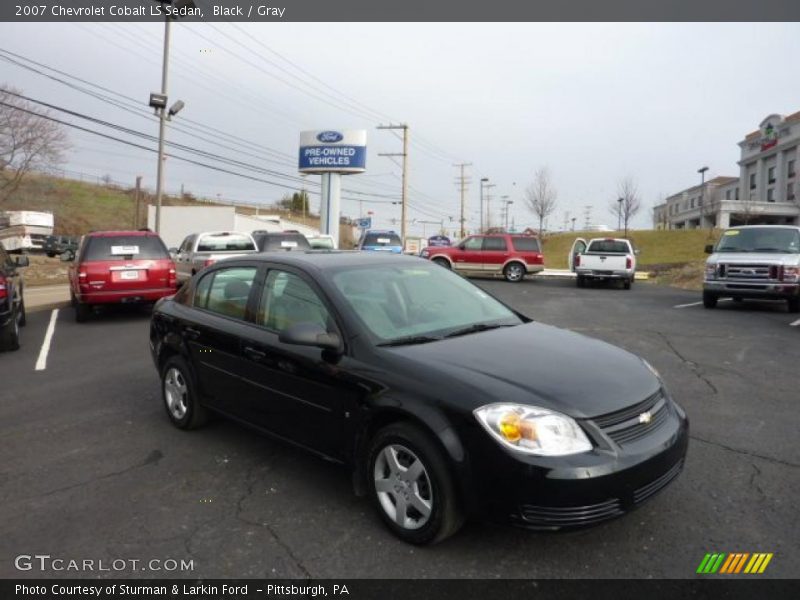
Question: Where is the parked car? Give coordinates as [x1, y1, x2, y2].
[703, 225, 800, 312]
[172, 231, 257, 284]
[357, 229, 403, 254]
[420, 233, 544, 282]
[65, 230, 178, 322]
[252, 231, 312, 252]
[0, 241, 28, 351]
[569, 237, 637, 289]
[43, 235, 78, 258]
[307, 234, 337, 250]
[150, 251, 688, 544]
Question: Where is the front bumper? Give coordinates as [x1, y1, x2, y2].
[77, 287, 177, 305]
[464, 399, 689, 529]
[704, 280, 800, 299]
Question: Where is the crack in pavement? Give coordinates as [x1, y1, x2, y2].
[690, 435, 800, 469]
[234, 460, 312, 579]
[656, 332, 718, 394]
[28, 449, 164, 500]
[749, 462, 766, 500]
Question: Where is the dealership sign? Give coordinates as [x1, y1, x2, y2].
[299, 130, 367, 174]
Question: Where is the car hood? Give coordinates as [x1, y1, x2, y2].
[708, 252, 800, 264]
[385, 322, 659, 419]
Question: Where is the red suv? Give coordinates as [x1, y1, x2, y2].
[67, 230, 178, 322]
[421, 233, 544, 282]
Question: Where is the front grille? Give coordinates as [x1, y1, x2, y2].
[517, 498, 624, 527]
[722, 263, 774, 281]
[592, 391, 670, 446]
[633, 460, 684, 504]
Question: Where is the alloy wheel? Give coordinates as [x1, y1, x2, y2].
[505, 263, 524, 282]
[373, 444, 433, 530]
[164, 367, 188, 420]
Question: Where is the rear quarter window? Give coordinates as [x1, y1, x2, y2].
[511, 237, 541, 252]
[81, 236, 169, 261]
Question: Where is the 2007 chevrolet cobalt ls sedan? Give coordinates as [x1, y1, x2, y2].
[150, 251, 688, 544]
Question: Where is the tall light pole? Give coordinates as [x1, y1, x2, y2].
[504, 198, 514, 231]
[479, 177, 489, 232]
[698, 165, 709, 229]
[150, 0, 192, 234]
[617, 197, 623, 232]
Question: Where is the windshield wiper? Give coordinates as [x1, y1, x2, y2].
[377, 335, 442, 347]
[443, 323, 515, 339]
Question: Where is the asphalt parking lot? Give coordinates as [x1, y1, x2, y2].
[2, 278, 799, 579]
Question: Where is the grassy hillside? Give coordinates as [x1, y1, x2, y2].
[542, 229, 718, 270]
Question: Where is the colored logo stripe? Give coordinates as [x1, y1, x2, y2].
[697, 553, 773, 574]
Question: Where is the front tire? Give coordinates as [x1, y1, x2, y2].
[75, 301, 91, 323]
[161, 355, 208, 430]
[367, 422, 464, 545]
[432, 257, 451, 270]
[18, 297, 26, 327]
[703, 291, 718, 309]
[503, 262, 525, 283]
[787, 297, 800, 313]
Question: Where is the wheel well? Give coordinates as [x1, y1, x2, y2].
[431, 255, 452, 266]
[157, 344, 180, 374]
[504, 260, 525, 270]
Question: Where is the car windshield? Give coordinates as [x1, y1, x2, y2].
[82, 236, 169, 261]
[587, 240, 629, 253]
[197, 233, 256, 252]
[363, 233, 402, 247]
[716, 228, 800, 253]
[330, 262, 523, 344]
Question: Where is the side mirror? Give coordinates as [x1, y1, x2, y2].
[14, 255, 29, 268]
[704, 244, 714, 254]
[60, 250, 75, 262]
[169, 247, 179, 254]
[279, 322, 341, 351]
[634, 249, 641, 256]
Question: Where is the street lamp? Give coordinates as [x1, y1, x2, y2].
[617, 197, 623, 232]
[698, 166, 709, 229]
[150, 0, 194, 235]
[504, 198, 514, 231]
[479, 177, 489, 232]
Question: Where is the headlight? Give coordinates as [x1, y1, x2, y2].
[641, 359, 662, 381]
[473, 403, 592, 456]
[781, 266, 800, 282]
[420, 248, 430, 257]
[705, 263, 716, 280]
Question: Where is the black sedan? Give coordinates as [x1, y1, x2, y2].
[149, 251, 688, 544]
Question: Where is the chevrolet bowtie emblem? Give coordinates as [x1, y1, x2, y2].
[639, 411, 652, 424]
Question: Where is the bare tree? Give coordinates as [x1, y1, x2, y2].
[739, 191, 758, 226]
[609, 177, 641, 237]
[700, 185, 719, 231]
[524, 167, 558, 238]
[0, 85, 69, 203]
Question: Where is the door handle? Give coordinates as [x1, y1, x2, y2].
[184, 327, 201, 339]
[244, 346, 266, 361]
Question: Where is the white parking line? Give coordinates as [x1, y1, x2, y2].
[673, 299, 731, 309]
[790, 318, 800, 327]
[35, 309, 59, 371]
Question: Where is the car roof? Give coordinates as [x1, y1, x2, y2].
[227, 250, 418, 270]
[86, 230, 159, 238]
[726, 225, 800, 230]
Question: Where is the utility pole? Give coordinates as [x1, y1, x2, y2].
[479, 177, 489, 232]
[377, 123, 409, 242]
[453, 163, 472, 238]
[133, 175, 142, 228]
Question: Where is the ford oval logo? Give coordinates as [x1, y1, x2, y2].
[317, 131, 343, 143]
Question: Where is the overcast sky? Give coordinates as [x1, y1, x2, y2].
[1, 21, 799, 236]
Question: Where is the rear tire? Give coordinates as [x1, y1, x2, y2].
[367, 422, 464, 545]
[0, 306, 21, 351]
[576, 276, 585, 288]
[787, 297, 800, 313]
[703, 292, 718, 309]
[161, 356, 208, 430]
[503, 262, 525, 283]
[623, 279, 632, 290]
[18, 298, 26, 327]
[75, 301, 91, 323]
[432, 257, 451, 270]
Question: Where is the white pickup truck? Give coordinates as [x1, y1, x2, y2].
[172, 231, 258, 284]
[569, 237, 637, 289]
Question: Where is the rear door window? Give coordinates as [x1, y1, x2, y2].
[82, 236, 169, 261]
[482, 237, 507, 251]
[196, 267, 259, 320]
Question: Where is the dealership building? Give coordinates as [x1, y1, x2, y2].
[654, 110, 800, 229]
